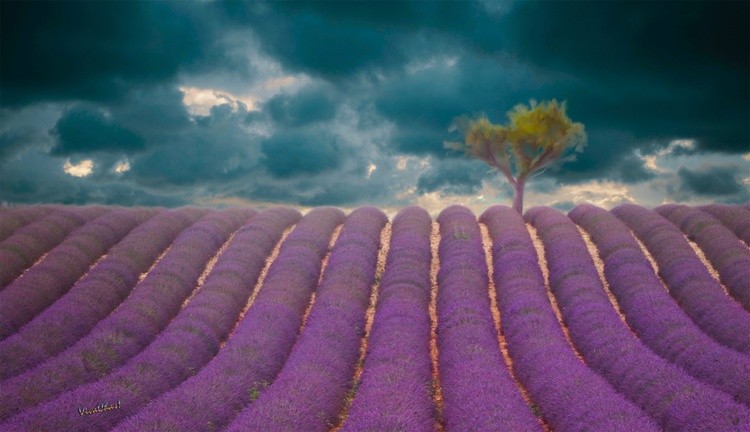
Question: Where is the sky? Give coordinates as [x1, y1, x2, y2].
[1, 0, 748, 215]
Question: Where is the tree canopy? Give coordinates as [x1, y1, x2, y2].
[448, 99, 587, 213]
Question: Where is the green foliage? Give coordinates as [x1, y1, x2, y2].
[248, 380, 270, 402]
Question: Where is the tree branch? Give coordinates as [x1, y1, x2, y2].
[485, 140, 515, 184]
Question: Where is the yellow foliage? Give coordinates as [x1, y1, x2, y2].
[453, 99, 586, 181]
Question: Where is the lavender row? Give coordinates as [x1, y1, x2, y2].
[0, 208, 157, 344]
[698, 204, 750, 245]
[578, 204, 750, 405]
[0, 208, 253, 421]
[4, 208, 300, 432]
[341, 206, 436, 432]
[531, 205, 750, 431]
[225, 207, 387, 432]
[613, 204, 750, 354]
[0, 208, 203, 378]
[480, 206, 659, 431]
[0, 205, 55, 242]
[113, 207, 343, 431]
[657, 204, 750, 311]
[0, 206, 110, 288]
[436, 205, 539, 431]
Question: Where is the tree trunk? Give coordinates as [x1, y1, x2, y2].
[512, 178, 525, 214]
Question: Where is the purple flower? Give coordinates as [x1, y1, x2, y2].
[583, 203, 750, 405]
[0, 209, 252, 420]
[657, 203, 750, 311]
[341, 206, 436, 432]
[225, 207, 387, 432]
[111, 207, 344, 432]
[526, 204, 750, 431]
[480, 205, 659, 432]
[437, 205, 540, 431]
[3, 208, 300, 432]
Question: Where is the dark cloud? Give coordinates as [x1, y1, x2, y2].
[0, 148, 185, 206]
[2, 0, 748, 208]
[218, 1, 494, 81]
[617, 154, 655, 184]
[260, 128, 343, 178]
[1, 127, 51, 162]
[374, 53, 554, 157]
[505, 1, 749, 154]
[110, 85, 193, 135]
[417, 158, 489, 195]
[390, 127, 449, 156]
[507, 1, 748, 87]
[0, 1, 239, 107]
[262, 86, 340, 128]
[50, 106, 145, 156]
[374, 67, 468, 131]
[298, 180, 387, 206]
[228, 3, 405, 80]
[130, 103, 260, 187]
[677, 165, 746, 197]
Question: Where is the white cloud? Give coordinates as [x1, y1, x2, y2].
[179, 86, 257, 116]
[366, 163, 377, 179]
[527, 180, 636, 209]
[394, 180, 505, 217]
[640, 154, 667, 173]
[406, 55, 460, 74]
[63, 159, 94, 177]
[637, 138, 697, 174]
[394, 155, 431, 172]
[667, 139, 696, 153]
[113, 160, 131, 174]
[264, 75, 298, 91]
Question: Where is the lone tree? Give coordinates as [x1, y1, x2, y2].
[448, 99, 586, 213]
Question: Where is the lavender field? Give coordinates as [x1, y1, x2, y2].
[0, 203, 748, 432]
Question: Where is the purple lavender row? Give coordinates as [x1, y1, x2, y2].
[0, 206, 110, 288]
[3, 208, 301, 432]
[0, 208, 206, 379]
[532, 205, 750, 431]
[480, 206, 659, 432]
[341, 206, 436, 432]
[657, 204, 750, 312]
[698, 204, 750, 246]
[225, 207, 387, 432]
[613, 204, 750, 354]
[113, 207, 344, 432]
[0, 208, 157, 345]
[578, 204, 750, 405]
[0, 205, 55, 242]
[436, 205, 540, 431]
[0, 208, 253, 421]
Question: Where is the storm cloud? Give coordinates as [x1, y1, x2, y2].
[1, 0, 748, 209]
[51, 107, 146, 156]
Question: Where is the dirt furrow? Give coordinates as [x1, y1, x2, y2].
[429, 221, 445, 432]
[331, 222, 391, 431]
[526, 223, 586, 363]
[480, 223, 551, 432]
[575, 225, 637, 336]
[221, 224, 295, 349]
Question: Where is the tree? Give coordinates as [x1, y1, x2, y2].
[448, 99, 586, 213]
